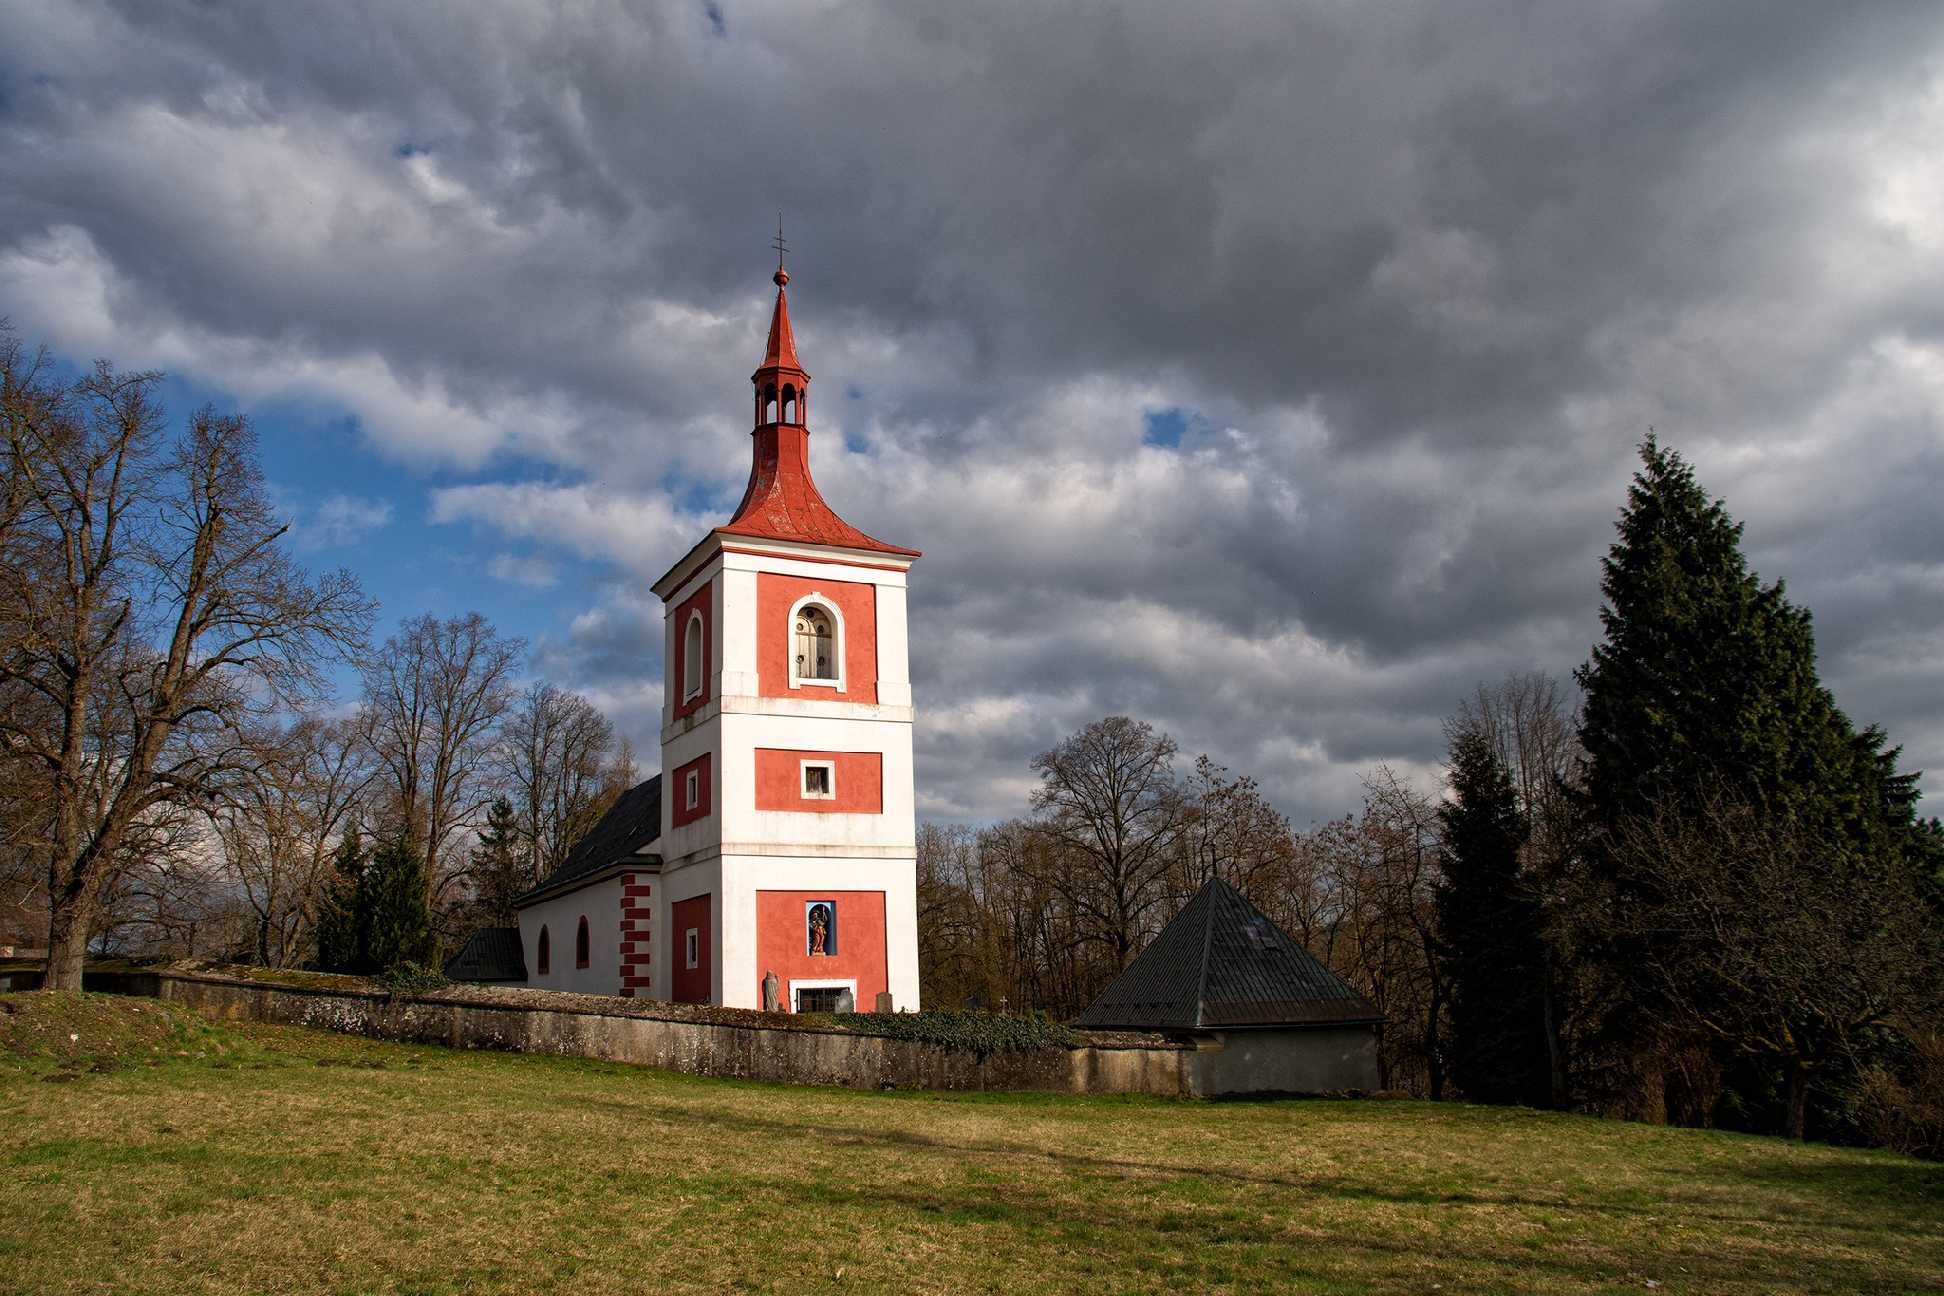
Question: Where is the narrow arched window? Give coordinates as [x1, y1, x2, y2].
[764, 383, 778, 424]
[683, 611, 704, 701]
[537, 925, 551, 975]
[575, 916, 590, 969]
[794, 604, 836, 681]
[781, 383, 797, 424]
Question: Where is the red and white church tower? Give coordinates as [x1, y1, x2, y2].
[645, 255, 922, 1012]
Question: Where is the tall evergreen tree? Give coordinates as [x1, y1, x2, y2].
[470, 796, 526, 925]
[1575, 437, 1937, 1131]
[1436, 732, 1551, 1107]
[312, 831, 365, 973]
[354, 835, 433, 972]
[1576, 436, 1834, 828]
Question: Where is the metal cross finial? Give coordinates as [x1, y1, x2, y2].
[771, 212, 788, 268]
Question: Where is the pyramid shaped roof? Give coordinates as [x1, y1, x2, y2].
[1075, 878, 1382, 1032]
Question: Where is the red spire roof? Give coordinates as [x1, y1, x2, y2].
[721, 262, 918, 559]
[760, 266, 803, 373]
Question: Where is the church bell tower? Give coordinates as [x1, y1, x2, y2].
[648, 244, 922, 1013]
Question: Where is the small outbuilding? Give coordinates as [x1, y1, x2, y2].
[1076, 878, 1383, 1095]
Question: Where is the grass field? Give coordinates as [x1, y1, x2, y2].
[1, 993, 1940, 1295]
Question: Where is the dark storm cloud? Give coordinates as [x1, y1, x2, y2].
[3, 0, 1941, 823]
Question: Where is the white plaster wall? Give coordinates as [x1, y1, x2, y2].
[718, 710, 914, 852]
[1185, 1027, 1382, 1095]
[718, 565, 759, 697]
[517, 877, 626, 996]
[874, 583, 911, 708]
[660, 720, 720, 863]
[718, 544, 910, 592]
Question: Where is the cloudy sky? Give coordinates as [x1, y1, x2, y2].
[4, 1, 1941, 825]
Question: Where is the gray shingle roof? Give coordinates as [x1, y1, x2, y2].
[1074, 878, 1382, 1031]
[444, 926, 527, 983]
[514, 775, 661, 906]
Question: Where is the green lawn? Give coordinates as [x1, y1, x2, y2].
[1, 994, 1939, 1295]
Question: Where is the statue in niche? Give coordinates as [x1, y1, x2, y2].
[808, 903, 831, 956]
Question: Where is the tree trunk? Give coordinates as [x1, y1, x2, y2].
[1785, 1059, 1809, 1141]
[43, 896, 92, 991]
[1426, 1007, 1446, 1099]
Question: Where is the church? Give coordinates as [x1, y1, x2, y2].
[504, 255, 923, 1013]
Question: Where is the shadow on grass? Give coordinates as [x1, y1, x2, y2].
[688, 1155, 1923, 1294]
[1659, 1153, 1944, 1212]
[595, 1089, 1944, 1246]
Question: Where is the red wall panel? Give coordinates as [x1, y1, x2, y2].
[672, 893, 711, 1004]
[756, 573, 877, 704]
[755, 889, 887, 1010]
[671, 579, 712, 721]
[671, 752, 712, 827]
[752, 749, 883, 813]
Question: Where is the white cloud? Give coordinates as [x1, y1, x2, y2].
[486, 552, 559, 588]
[298, 493, 395, 550]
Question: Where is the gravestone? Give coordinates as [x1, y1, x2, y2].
[834, 987, 856, 1014]
[875, 991, 894, 1014]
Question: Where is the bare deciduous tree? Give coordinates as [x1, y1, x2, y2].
[0, 331, 374, 989]
[1176, 754, 1295, 904]
[360, 612, 523, 916]
[211, 714, 377, 967]
[1327, 766, 1447, 1095]
[500, 681, 616, 889]
[1027, 716, 1185, 971]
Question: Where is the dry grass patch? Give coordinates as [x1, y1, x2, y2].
[0, 994, 1939, 1294]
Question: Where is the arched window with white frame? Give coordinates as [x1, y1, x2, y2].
[790, 597, 842, 691]
[683, 610, 704, 701]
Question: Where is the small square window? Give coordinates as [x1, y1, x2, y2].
[685, 769, 700, 810]
[685, 928, 699, 970]
[801, 761, 835, 799]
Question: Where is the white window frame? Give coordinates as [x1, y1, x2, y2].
[681, 609, 705, 702]
[789, 977, 858, 1014]
[684, 768, 700, 811]
[786, 593, 846, 694]
[685, 928, 700, 970]
[800, 758, 837, 800]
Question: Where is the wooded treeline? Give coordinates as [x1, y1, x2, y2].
[918, 441, 1944, 1152]
[0, 330, 633, 985]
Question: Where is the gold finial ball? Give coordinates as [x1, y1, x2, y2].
[774, 266, 790, 287]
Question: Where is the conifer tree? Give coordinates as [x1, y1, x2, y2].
[354, 835, 432, 972]
[1576, 436, 1834, 827]
[1436, 731, 1551, 1107]
[1575, 437, 1938, 1131]
[470, 796, 526, 925]
[312, 831, 365, 973]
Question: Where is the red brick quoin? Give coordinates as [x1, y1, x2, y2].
[618, 872, 654, 997]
